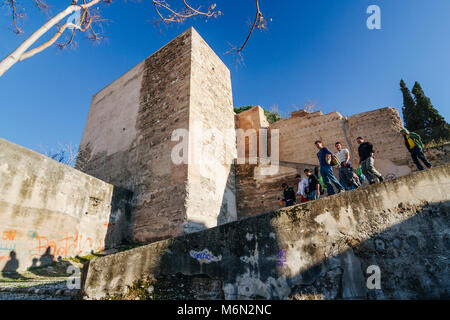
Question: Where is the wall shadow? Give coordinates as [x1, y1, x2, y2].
[84, 194, 449, 300]
[283, 201, 449, 300]
[1, 251, 23, 279]
[103, 186, 134, 250]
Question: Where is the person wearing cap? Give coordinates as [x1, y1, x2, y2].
[400, 129, 432, 171]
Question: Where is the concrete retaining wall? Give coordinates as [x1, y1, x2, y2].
[0, 138, 131, 272]
[81, 164, 450, 300]
[236, 161, 316, 219]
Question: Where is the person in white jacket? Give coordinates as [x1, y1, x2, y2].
[296, 174, 309, 203]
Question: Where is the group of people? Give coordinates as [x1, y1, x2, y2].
[280, 129, 433, 207]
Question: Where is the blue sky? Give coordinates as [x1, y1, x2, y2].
[0, 0, 449, 152]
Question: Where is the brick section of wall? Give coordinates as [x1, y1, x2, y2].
[132, 28, 193, 243]
[236, 162, 316, 219]
[424, 143, 450, 167]
[0, 138, 131, 271]
[77, 29, 193, 244]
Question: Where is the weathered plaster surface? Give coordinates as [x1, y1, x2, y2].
[0, 138, 131, 272]
[76, 28, 237, 243]
[82, 164, 450, 300]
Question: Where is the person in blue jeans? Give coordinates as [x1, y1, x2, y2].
[314, 140, 345, 196]
[400, 129, 432, 171]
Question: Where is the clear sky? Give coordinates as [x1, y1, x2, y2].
[0, 0, 449, 152]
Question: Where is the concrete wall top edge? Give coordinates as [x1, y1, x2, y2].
[85, 163, 450, 266]
[0, 138, 114, 188]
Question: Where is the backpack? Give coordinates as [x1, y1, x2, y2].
[318, 176, 326, 195]
[326, 153, 340, 167]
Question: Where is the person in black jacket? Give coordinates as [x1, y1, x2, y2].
[280, 183, 296, 207]
[356, 137, 384, 185]
[304, 169, 321, 201]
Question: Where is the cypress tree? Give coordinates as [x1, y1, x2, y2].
[400, 79, 417, 130]
[411, 81, 450, 143]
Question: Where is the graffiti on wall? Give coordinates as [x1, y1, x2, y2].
[277, 249, 287, 267]
[30, 233, 104, 260]
[190, 249, 222, 264]
[0, 230, 17, 252]
[0, 225, 109, 269]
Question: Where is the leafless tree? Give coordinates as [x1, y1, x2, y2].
[291, 99, 321, 114]
[0, 0, 268, 77]
[38, 142, 79, 167]
[302, 99, 321, 113]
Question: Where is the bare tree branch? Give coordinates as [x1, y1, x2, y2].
[152, 0, 220, 23]
[237, 0, 263, 53]
[1, 1, 267, 76]
[0, 0, 110, 76]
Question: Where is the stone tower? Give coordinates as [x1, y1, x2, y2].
[77, 28, 237, 244]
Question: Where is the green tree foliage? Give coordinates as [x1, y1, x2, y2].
[400, 79, 417, 130]
[234, 106, 283, 124]
[408, 81, 450, 144]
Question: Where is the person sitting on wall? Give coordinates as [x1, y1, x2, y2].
[280, 183, 296, 207]
[400, 129, 432, 171]
[295, 174, 309, 203]
[314, 140, 345, 196]
[304, 169, 321, 201]
[356, 137, 384, 185]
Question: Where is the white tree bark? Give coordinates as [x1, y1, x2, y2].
[0, 0, 101, 77]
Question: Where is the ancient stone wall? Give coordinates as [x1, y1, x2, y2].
[236, 161, 315, 219]
[77, 30, 192, 244]
[347, 108, 412, 178]
[235, 106, 270, 162]
[81, 164, 450, 300]
[270, 110, 348, 165]
[424, 143, 450, 168]
[0, 138, 131, 272]
[269, 107, 412, 179]
[77, 27, 236, 243]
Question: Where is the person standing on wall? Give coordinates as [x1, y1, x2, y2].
[335, 142, 360, 190]
[314, 166, 326, 195]
[280, 183, 296, 207]
[296, 174, 309, 203]
[314, 140, 345, 195]
[400, 129, 432, 171]
[356, 137, 384, 185]
[304, 169, 321, 201]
